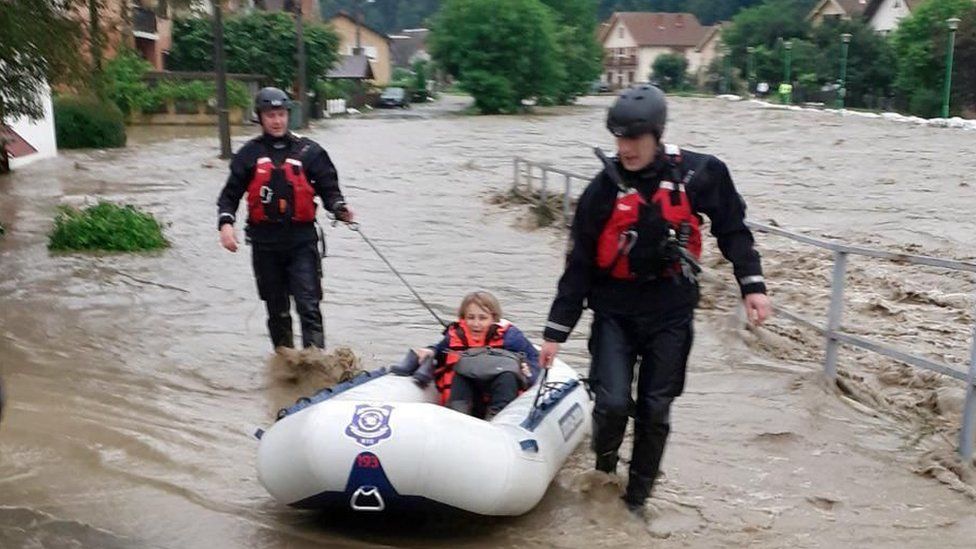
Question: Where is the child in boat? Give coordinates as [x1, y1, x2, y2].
[413, 291, 540, 419]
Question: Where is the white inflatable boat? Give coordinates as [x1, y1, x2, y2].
[256, 358, 591, 516]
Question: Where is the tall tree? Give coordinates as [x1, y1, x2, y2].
[430, 0, 563, 113]
[540, 0, 603, 103]
[169, 12, 339, 91]
[892, 0, 973, 116]
[952, 6, 976, 115]
[0, 0, 85, 173]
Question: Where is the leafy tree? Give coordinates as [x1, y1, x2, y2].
[651, 53, 688, 91]
[952, 6, 976, 114]
[808, 19, 896, 109]
[892, 0, 973, 116]
[721, 0, 812, 55]
[169, 12, 339, 91]
[0, 0, 85, 172]
[540, 0, 603, 103]
[430, 0, 563, 113]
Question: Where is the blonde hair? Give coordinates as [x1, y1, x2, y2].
[458, 291, 502, 322]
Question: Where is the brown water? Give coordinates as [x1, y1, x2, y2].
[1, 95, 975, 547]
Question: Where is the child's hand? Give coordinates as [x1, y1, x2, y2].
[413, 347, 434, 362]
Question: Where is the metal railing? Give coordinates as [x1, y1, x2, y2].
[512, 156, 976, 462]
[512, 157, 592, 226]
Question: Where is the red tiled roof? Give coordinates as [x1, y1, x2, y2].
[607, 12, 709, 48]
[0, 125, 37, 158]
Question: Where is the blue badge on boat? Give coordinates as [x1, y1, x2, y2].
[345, 404, 394, 447]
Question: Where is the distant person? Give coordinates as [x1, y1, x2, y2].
[756, 81, 770, 98]
[538, 85, 772, 517]
[217, 87, 354, 350]
[412, 291, 540, 419]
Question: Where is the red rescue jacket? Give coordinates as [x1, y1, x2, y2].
[246, 144, 317, 224]
[434, 319, 511, 405]
[595, 144, 701, 280]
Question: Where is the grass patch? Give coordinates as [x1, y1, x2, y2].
[48, 201, 168, 252]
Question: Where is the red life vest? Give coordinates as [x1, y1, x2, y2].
[596, 144, 701, 281]
[246, 143, 317, 224]
[434, 319, 511, 405]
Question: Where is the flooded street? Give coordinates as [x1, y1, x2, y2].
[1, 94, 975, 547]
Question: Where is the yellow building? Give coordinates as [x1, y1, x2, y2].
[328, 12, 392, 86]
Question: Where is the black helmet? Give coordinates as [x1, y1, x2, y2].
[254, 87, 289, 116]
[606, 84, 667, 139]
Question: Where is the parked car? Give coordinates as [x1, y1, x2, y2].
[378, 87, 410, 108]
[590, 81, 611, 94]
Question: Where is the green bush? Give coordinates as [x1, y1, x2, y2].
[461, 69, 517, 114]
[48, 202, 168, 252]
[103, 48, 154, 114]
[54, 95, 126, 149]
[315, 79, 357, 101]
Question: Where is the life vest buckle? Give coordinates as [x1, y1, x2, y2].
[259, 185, 273, 204]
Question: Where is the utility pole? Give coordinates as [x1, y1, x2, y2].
[295, 0, 308, 128]
[212, 0, 232, 158]
[837, 33, 852, 110]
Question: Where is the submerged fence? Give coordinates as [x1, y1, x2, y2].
[513, 156, 976, 462]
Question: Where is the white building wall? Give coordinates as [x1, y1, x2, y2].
[641, 46, 673, 83]
[9, 85, 57, 170]
[869, 0, 912, 33]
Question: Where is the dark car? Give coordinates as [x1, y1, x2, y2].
[590, 81, 611, 94]
[378, 87, 410, 108]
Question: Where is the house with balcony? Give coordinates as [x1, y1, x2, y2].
[600, 12, 714, 90]
[69, 1, 173, 70]
[131, 2, 173, 70]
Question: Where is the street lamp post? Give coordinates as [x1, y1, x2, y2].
[837, 32, 852, 110]
[747, 46, 756, 95]
[783, 40, 793, 84]
[295, 0, 308, 128]
[212, 0, 231, 158]
[782, 40, 793, 105]
[942, 17, 961, 118]
[721, 46, 732, 94]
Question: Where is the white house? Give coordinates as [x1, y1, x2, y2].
[864, 0, 923, 34]
[600, 12, 713, 89]
[3, 84, 57, 170]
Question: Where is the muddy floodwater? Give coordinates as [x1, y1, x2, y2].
[1, 95, 975, 548]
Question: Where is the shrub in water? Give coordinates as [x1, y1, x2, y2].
[54, 95, 127, 149]
[48, 202, 168, 252]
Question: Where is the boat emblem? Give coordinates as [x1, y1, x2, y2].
[345, 404, 394, 447]
[350, 485, 385, 511]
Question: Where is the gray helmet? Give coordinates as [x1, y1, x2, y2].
[606, 84, 667, 139]
[254, 87, 289, 116]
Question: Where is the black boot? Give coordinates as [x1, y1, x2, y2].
[624, 419, 670, 508]
[595, 450, 619, 474]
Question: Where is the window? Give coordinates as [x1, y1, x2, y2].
[628, 71, 634, 83]
[618, 27, 624, 38]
